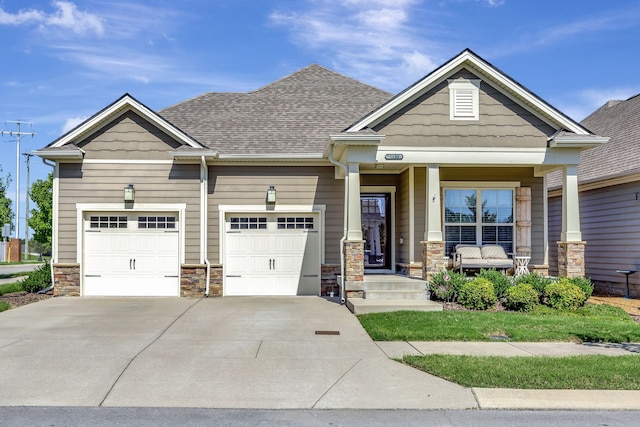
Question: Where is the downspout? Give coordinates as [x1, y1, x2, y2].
[201, 156, 211, 297]
[328, 142, 348, 304]
[41, 159, 56, 289]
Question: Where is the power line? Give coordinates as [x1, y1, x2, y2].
[1, 120, 36, 246]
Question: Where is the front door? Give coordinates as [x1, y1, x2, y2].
[361, 194, 391, 270]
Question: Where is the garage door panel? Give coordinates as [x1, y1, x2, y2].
[224, 213, 320, 296]
[83, 212, 180, 297]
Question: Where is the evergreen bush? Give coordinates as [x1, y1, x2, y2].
[544, 281, 585, 310]
[476, 268, 512, 299]
[20, 262, 52, 294]
[503, 283, 539, 312]
[458, 278, 497, 310]
[428, 270, 467, 302]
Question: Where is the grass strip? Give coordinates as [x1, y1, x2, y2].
[0, 282, 24, 296]
[0, 272, 29, 280]
[403, 354, 640, 390]
[0, 301, 10, 312]
[358, 304, 640, 343]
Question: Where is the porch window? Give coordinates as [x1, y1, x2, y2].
[444, 188, 514, 255]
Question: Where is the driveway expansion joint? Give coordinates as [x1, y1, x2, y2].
[311, 358, 362, 409]
[98, 298, 202, 406]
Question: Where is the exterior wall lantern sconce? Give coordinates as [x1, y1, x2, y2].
[267, 185, 277, 203]
[124, 184, 135, 202]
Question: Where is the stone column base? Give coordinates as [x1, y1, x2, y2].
[181, 264, 223, 297]
[557, 241, 586, 278]
[343, 240, 364, 294]
[52, 263, 80, 296]
[421, 241, 445, 282]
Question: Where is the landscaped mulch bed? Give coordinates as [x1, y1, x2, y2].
[0, 291, 53, 308]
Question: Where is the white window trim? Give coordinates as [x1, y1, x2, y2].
[442, 184, 517, 254]
[448, 79, 481, 121]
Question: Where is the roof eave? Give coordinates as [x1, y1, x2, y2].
[549, 136, 610, 149]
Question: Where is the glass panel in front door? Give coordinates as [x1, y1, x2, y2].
[361, 194, 390, 269]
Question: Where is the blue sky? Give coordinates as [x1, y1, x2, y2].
[1, 0, 640, 237]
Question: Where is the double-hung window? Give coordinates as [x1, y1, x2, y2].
[443, 187, 514, 255]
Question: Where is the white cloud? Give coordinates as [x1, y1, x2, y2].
[0, 1, 104, 36]
[61, 116, 88, 133]
[553, 86, 640, 122]
[270, 0, 441, 91]
[482, 0, 505, 6]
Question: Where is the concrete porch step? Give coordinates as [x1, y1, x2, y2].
[347, 298, 443, 315]
[363, 289, 428, 300]
[363, 281, 426, 291]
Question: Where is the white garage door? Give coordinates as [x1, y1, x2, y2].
[224, 213, 320, 296]
[83, 213, 180, 296]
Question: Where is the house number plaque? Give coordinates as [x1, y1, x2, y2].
[384, 154, 403, 160]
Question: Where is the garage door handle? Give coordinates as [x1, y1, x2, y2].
[133, 259, 136, 270]
[85, 274, 101, 277]
[130, 258, 136, 270]
[226, 275, 241, 278]
[164, 275, 179, 278]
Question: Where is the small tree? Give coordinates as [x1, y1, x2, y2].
[0, 166, 14, 233]
[28, 172, 53, 247]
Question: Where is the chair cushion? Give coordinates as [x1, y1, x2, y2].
[456, 245, 482, 259]
[481, 245, 508, 259]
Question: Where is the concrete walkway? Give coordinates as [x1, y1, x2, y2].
[1, 296, 639, 410]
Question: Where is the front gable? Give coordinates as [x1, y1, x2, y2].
[373, 68, 556, 149]
[346, 49, 596, 151]
[35, 94, 214, 161]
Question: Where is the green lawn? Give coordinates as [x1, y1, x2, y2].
[0, 282, 24, 295]
[0, 301, 10, 312]
[403, 354, 640, 389]
[358, 304, 640, 343]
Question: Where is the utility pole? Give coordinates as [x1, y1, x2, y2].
[23, 152, 34, 261]
[1, 120, 36, 258]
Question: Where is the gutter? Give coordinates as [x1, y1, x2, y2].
[328, 142, 347, 304]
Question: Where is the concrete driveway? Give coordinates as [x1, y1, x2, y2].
[0, 297, 476, 409]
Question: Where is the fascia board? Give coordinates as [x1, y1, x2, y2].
[329, 134, 385, 145]
[50, 95, 201, 149]
[216, 153, 325, 161]
[170, 149, 219, 159]
[549, 136, 610, 148]
[32, 149, 84, 160]
[348, 50, 590, 136]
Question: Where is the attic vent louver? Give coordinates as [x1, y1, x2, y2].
[448, 79, 481, 121]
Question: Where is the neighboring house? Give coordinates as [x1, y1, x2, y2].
[35, 49, 606, 302]
[548, 94, 640, 297]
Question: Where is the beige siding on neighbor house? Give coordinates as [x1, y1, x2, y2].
[77, 111, 181, 160]
[440, 167, 545, 265]
[208, 166, 344, 264]
[551, 182, 640, 286]
[374, 69, 555, 148]
[57, 162, 201, 263]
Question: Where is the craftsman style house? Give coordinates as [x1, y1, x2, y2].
[35, 49, 606, 302]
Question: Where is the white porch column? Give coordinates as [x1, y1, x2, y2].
[561, 165, 582, 241]
[346, 162, 362, 240]
[425, 164, 443, 241]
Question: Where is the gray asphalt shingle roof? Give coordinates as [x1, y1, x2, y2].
[547, 94, 640, 188]
[159, 64, 393, 155]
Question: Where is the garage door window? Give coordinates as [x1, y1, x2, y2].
[138, 216, 176, 229]
[229, 217, 267, 230]
[277, 217, 314, 230]
[89, 216, 127, 229]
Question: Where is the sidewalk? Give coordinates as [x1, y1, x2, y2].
[377, 340, 640, 410]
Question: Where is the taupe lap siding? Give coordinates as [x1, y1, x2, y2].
[57, 163, 201, 263]
[548, 195, 561, 276]
[208, 165, 343, 263]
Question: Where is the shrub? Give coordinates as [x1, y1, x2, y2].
[458, 278, 497, 310]
[513, 272, 553, 303]
[544, 281, 586, 310]
[503, 283, 539, 312]
[566, 276, 594, 303]
[476, 268, 513, 299]
[428, 270, 467, 302]
[20, 262, 52, 294]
